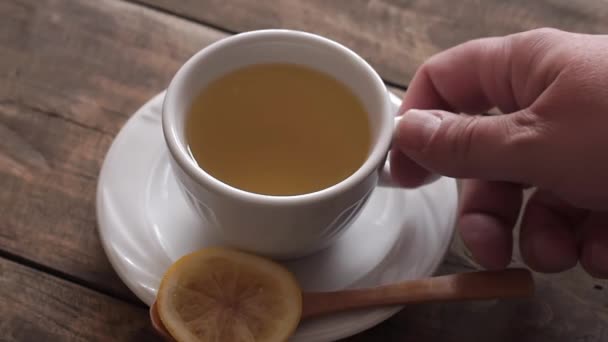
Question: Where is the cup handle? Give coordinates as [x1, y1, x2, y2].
[377, 92, 439, 187]
[377, 116, 401, 187]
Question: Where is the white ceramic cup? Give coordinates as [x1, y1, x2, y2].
[162, 29, 395, 259]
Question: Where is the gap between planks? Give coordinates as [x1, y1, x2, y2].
[119, 0, 409, 92]
[0, 249, 147, 309]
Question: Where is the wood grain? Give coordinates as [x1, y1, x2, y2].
[0, 0, 223, 300]
[0, 257, 161, 342]
[135, 0, 608, 85]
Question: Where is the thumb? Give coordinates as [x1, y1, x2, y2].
[394, 109, 539, 183]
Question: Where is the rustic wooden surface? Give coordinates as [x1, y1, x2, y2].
[0, 0, 607, 340]
[0, 258, 161, 341]
[135, 0, 608, 85]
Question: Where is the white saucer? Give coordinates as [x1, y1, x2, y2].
[96, 90, 458, 341]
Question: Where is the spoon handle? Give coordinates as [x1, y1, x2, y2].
[301, 268, 534, 319]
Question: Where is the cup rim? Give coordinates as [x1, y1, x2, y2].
[162, 29, 393, 207]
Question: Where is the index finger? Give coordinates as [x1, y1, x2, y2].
[391, 36, 517, 186]
[399, 36, 517, 115]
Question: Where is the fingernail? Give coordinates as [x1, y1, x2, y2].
[395, 109, 442, 151]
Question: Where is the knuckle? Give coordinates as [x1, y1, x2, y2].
[431, 115, 481, 176]
[511, 27, 565, 53]
[454, 116, 480, 162]
[505, 110, 542, 145]
[502, 111, 543, 165]
[434, 111, 543, 179]
[523, 27, 565, 42]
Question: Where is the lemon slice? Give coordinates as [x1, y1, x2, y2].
[157, 247, 302, 342]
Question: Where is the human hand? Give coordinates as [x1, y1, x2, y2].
[391, 28, 608, 278]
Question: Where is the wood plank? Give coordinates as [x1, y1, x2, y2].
[0, 257, 161, 342]
[135, 0, 608, 85]
[0, 0, 403, 302]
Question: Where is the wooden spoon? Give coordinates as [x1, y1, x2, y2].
[150, 268, 533, 340]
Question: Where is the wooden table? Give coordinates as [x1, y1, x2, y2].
[2, 1, 608, 340]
